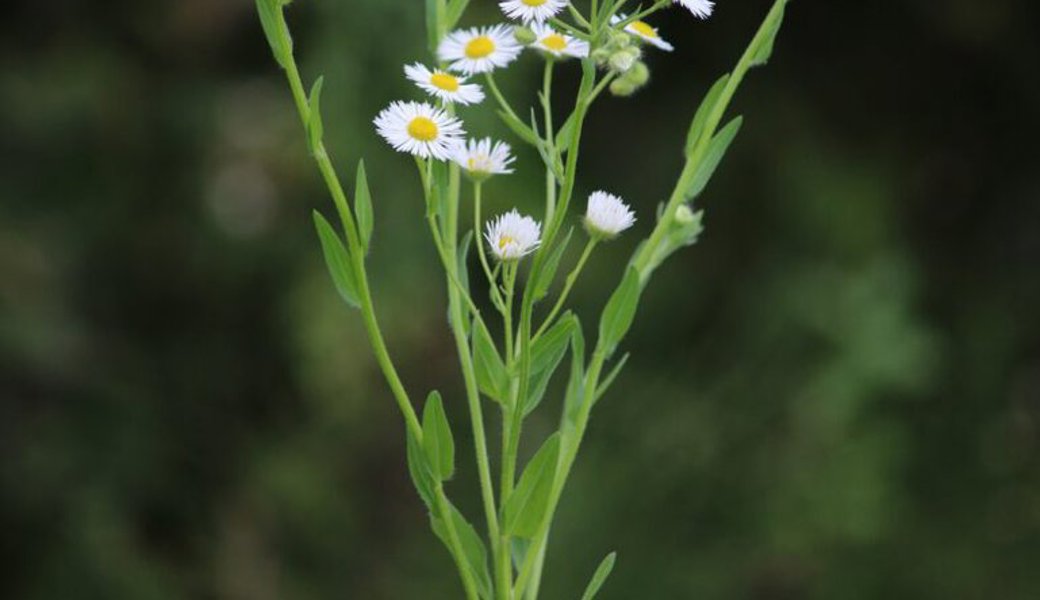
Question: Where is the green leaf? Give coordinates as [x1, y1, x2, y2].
[255, 0, 291, 69]
[554, 111, 576, 152]
[594, 353, 629, 406]
[597, 266, 642, 357]
[355, 160, 374, 252]
[497, 110, 542, 146]
[522, 314, 577, 416]
[684, 73, 730, 157]
[422, 391, 455, 481]
[472, 320, 509, 403]
[458, 231, 473, 298]
[312, 211, 360, 309]
[531, 228, 573, 302]
[579, 552, 617, 600]
[748, 0, 789, 68]
[503, 433, 561, 539]
[431, 501, 493, 600]
[684, 116, 743, 201]
[306, 76, 324, 154]
[563, 325, 586, 429]
[406, 429, 435, 510]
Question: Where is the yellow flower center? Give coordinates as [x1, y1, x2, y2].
[430, 72, 460, 92]
[498, 235, 515, 250]
[542, 34, 568, 52]
[407, 117, 439, 142]
[465, 36, 495, 59]
[521, 0, 547, 5]
[630, 21, 658, 39]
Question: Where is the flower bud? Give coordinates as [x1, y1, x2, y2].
[609, 78, 637, 97]
[623, 61, 650, 87]
[609, 47, 641, 73]
[513, 25, 537, 45]
[675, 204, 697, 225]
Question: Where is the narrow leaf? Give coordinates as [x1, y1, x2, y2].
[422, 391, 455, 481]
[472, 320, 509, 403]
[406, 430, 435, 509]
[307, 76, 324, 153]
[255, 0, 291, 69]
[684, 116, 743, 201]
[580, 552, 618, 600]
[523, 314, 577, 415]
[503, 433, 561, 538]
[563, 324, 586, 429]
[312, 211, 360, 309]
[497, 110, 542, 146]
[532, 228, 573, 302]
[594, 353, 630, 406]
[684, 73, 730, 156]
[597, 266, 642, 357]
[355, 160, 374, 252]
[748, 0, 789, 68]
[431, 501, 493, 600]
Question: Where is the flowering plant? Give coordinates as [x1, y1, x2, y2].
[255, 0, 790, 597]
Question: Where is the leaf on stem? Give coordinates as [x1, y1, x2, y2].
[749, 0, 790, 68]
[684, 116, 743, 201]
[523, 314, 577, 416]
[503, 433, 561, 539]
[431, 500, 494, 600]
[684, 73, 730, 157]
[531, 228, 573, 302]
[422, 391, 455, 481]
[406, 429, 435, 510]
[597, 266, 642, 358]
[472, 320, 510, 404]
[563, 324, 586, 429]
[255, 0, 292, 69]
[355, 160, 374, 253]
[312, 211, 360, 309]
[579, 552, 617, 600]
[307, 76, 324, 154]
[594, 352, 629, 407]
[497, 109, 542, 147]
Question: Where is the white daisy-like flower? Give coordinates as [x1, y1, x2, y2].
[584, 191, 636, 239]
[531, 24, 590, 59]
[453, 138, 515, 180]
[675, 0, 715, 19]
[438, 25, 523, 75]
[404, 63, 485, 106]
[373, 101, 465, 161]
[499, 0, 568, 24]
[485, 209, 541, 261]
[611, 14, 674, 52]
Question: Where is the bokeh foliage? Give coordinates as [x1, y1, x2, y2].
[2, 0, 1039, 598]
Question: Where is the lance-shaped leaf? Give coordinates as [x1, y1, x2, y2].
[355, 160, 374, 252]
[472, 320, 509, 403]
[522, 314, 577, 416]
[684, 116, 743, 201]
[684, 73, 730, 157]
[749, 0, 790, 68]
[497, 109, 541, 146]
[312, 211, 360, 309]
[563, 324, 586, 430]
[503, 433, 561, 538]
[306, 76, 324, 154]
[255, 0, 292, 69]
[580, 552, 618, 600]
[405, 429, 435, 510]
[422, 391, 455, 481]
[431, 501, 493, 600]
[531, 228, 573, 302]
[597, 266, 642, 357]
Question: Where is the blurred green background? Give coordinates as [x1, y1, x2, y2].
[2, 0, 1038, 598]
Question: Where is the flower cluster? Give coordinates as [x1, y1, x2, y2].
[373, 1, 718, 260]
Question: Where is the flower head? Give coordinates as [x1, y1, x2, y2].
[404, 63, 485, 106]
[373, 101, 465, 161]
[499, 0, 568, 24]
[531, 24, 590, 59]
[584, 191, 636, 239]
[611, 14, 674, 52]
[453, 138, 515, 181]
[675, 0, 715, 19]
[485, 209, 541, 261]
[438, 25, 523, 75]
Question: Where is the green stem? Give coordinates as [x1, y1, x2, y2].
[474, 183, 507, 314]
[486, 73, 523, 124]
[532, 239, 596, 342]
[282, 54, 422, 443]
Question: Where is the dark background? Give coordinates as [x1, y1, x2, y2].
[2, 0, 1038, 598]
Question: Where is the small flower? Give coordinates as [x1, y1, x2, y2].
[373, 101, 465, 161]
[675, 0, 715, 19]
[439, 25, 523, 75]
[611, 14, 674, 52]
[531, 24, 590, 59]
[453, 138, 515, 181]
[485, 209, 541, 261]
[584, 191, 636, 239]
[404, 63, 485, 106]
[499, 0, 568, 24]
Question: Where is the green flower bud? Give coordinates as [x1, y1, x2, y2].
[623, 61, 650, 87]
[610, 78, 637, 97]
[675, 204, 697, 225]
[609, 47, 641, 73]
[513, 25, 537, 45]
